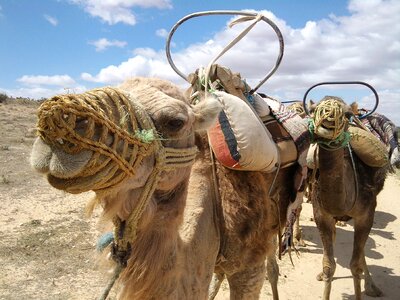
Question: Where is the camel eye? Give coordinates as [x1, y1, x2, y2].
[166, 118, 185, 131]
[152, 111, 188, 134]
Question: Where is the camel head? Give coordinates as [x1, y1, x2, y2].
[30, 77, 221, 200]
[309, 96, 356, 145]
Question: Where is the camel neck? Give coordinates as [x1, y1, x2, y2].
[154, 180, 188, 204]
[318, 146, 355, 214]
[116, 134, 219, 299]
[118, 179, 189, 299]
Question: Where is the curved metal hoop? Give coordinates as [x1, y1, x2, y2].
[302, 81, 379, 119]
[281, 100, 302, 104]
[165, 10, 284, 93]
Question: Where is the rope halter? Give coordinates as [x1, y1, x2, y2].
[309, 98, 350, 148]
[37, 87, 158, 192]
[36, 87, 198, 264]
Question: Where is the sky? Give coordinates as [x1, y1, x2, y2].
[0, 0, 399, 124]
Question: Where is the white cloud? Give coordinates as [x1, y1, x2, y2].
[156, 28, 168, 38]
[132, 47, 157, 57]
[70, 0, 172, 25]
[81, 53, 179, 84]
[358, 89, 400, 122]
[88, 38, 127, 52]
[10, 75, 87, 99]
[17, 75, 76, 87]
[44, 14, 58, 26]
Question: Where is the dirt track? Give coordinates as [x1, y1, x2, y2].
[1, 100, 399, 299]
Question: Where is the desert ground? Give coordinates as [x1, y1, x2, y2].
[1, 99, 399, 300]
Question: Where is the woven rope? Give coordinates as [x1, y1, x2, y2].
[37, 87, 198, 264]
[311, 99, 348, 140]
[287, 102, 305, 116]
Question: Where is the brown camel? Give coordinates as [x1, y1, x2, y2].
[308, 96, 389, 300]
[30, 77, 301, 299]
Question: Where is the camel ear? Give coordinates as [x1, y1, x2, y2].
[192, 94, 222, 131]
[350, 102, 358, 115]
[309, 99, 316, 113]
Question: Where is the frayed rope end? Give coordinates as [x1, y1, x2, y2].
[134, 129, 156, 144]
[96, 232, 114, 252]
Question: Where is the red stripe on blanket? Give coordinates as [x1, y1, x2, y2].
[208, 120, 242, 169]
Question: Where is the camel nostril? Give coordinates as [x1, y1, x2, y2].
[75, 118, 89, 130]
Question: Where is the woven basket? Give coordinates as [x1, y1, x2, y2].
[349, 126, 389, 167]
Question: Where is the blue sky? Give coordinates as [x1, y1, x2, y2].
[0, 0, 399, 124]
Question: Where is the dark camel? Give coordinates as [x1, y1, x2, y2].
[309, 97, 389, 300]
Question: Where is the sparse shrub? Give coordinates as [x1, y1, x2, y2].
[0, 145, 10, 151]
[14, 97, 36, 105]
[0, 93, 8, 103]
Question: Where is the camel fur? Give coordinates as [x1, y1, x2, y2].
[30, 77, 300, 299]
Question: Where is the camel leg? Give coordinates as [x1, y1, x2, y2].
[266, 253, 279, 300]
[293, 204, 305, 247]
[351, 214, 382, 299]
[226, 263, 266, 300]
[208, 271, 225, 300]
[362, 256, 382, 297]
[314, 210, 336, 300]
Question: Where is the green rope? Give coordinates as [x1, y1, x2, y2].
[308, 118, 316, 143]
[320, 131, 351, 149]
[308, 118, 351, 149]
[98, 264, 123, 300]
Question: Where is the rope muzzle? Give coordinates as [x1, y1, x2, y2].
[309, 98, 351, 148]
[37, 87, 158, 192]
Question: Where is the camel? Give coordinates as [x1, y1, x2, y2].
[307, 96, 389, 300]
[30, 77, 302, 299]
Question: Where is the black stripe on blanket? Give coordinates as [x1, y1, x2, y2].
[218, 110, 241, 162]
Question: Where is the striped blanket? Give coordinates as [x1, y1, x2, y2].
[260, 95, 311, 168]
[360, 111, 398, 155]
